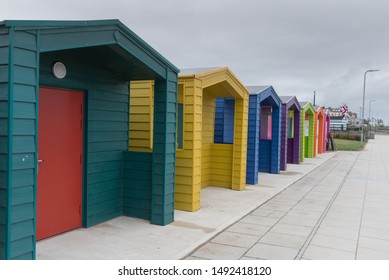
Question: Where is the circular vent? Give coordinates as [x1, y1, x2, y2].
[52, 62, 67, 79]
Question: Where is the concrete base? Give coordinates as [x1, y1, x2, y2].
[37, 152, 336, 259]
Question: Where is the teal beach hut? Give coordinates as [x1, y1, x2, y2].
[0, 20, 178, 259]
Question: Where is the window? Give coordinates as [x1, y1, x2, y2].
[214, 98, 234, 144]
[260, 106, 272, 140]
[288, 110, 294, 138]
[304, 114, 310, 136]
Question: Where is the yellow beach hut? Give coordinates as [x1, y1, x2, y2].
[129, 67, 249, 211]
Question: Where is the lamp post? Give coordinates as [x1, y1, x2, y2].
[368, 99, 376, 138]
[361, 69, 379, 146]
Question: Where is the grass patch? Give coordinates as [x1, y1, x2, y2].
[334, 138, 363, 151]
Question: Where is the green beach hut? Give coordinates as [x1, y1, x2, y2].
[299, 101, 315, 161]
[0, 20, 178, 259]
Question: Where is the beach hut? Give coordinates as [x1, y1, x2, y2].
[279, 96, 301, 171]
[299, 102, 315, 161]
[129, 67, 249, 212]
[0, 20, 179, 259]
[314, 105, 325, 155]
[244, 86, 282, 184]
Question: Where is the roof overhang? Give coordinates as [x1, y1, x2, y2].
[315, 106, 325, 118]
[300, 101, 315, 115]
[247, 85, 282, 107]
[2, 19, 179, 80]
[179, 67, 248, 99]
[280, 96, 301, 111]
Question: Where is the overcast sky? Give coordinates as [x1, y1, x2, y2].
[3, 0, 389, 123]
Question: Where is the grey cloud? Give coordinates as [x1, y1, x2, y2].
[2, 0, 388, 122]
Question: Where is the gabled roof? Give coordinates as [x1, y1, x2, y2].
[314, 105, 325, 116]
[179, 67, 249, 99]
[246, 86, 270, 95]
[1, 19, 179, 80]
[299, 102, 309, 107]
[314, 105, 324, 111]
[280, 96, 295, 103]
[279, 95, 301, 111]
[299, 101, 315, 114]
[247, 85, 282, 107]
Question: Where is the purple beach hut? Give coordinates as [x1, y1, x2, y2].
[280, 96, 301, 171]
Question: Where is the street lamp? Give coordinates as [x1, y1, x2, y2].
[368, 99, 376, 138]
[361, 69, 379, 146]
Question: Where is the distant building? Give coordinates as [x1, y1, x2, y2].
[326, 107, 348, 131]
[330, 116, 348, 131]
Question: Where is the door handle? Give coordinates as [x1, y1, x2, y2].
[38, 159, 44, 163]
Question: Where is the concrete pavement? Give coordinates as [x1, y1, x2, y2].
[37, 134, 389, 260]
[37, 148, 335, 259]
[186, 134, 389, 260]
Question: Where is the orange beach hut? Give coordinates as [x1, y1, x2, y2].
[314, 105, 325, 156]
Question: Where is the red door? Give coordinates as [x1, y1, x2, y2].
[37, 87, 84, 240]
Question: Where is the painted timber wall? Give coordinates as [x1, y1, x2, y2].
[245, 86, 281, 184]
[0, 20, 178, 259]
[129, 68, 249, 212]
[0, 25, 39, 260]
[279, 96, 301, 171]
[0, 25, 9, 260]
[0, 26, 8, 259]
[314, 106, 325, 156]
[299, 102, 315, 162]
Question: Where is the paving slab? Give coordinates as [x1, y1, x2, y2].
[360, 226, 389, 241]
[227, 222, 271, 237]
[315, 225, 360, 241]
[259, 232, 307, 249]
[190, 243, 247, 260]
[320, 216, 361, 230]
[356, 248, 389, 260]
[267, 211, 288, 219]
[302, 245, 355, 260]
[269, 223, 313, 237]
[210, 231, 260, 249]
[310, 234, 357, 253]
[278, 214, 319, 227]
[240, 215, 280, 227]
[245, 243, 299, 260]
[358, 236, 389, 253]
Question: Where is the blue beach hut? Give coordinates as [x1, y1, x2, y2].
[245, 86, 282, 184]
[215, 86, 282, 185]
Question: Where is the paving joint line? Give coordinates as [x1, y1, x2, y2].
[236, 154, 347, 259]
[294, 151, 362, 260]
[355, 147, 371, 260]
[182, 153, 338, 259]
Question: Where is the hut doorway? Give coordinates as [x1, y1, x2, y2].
[37, 87, 84, 240]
